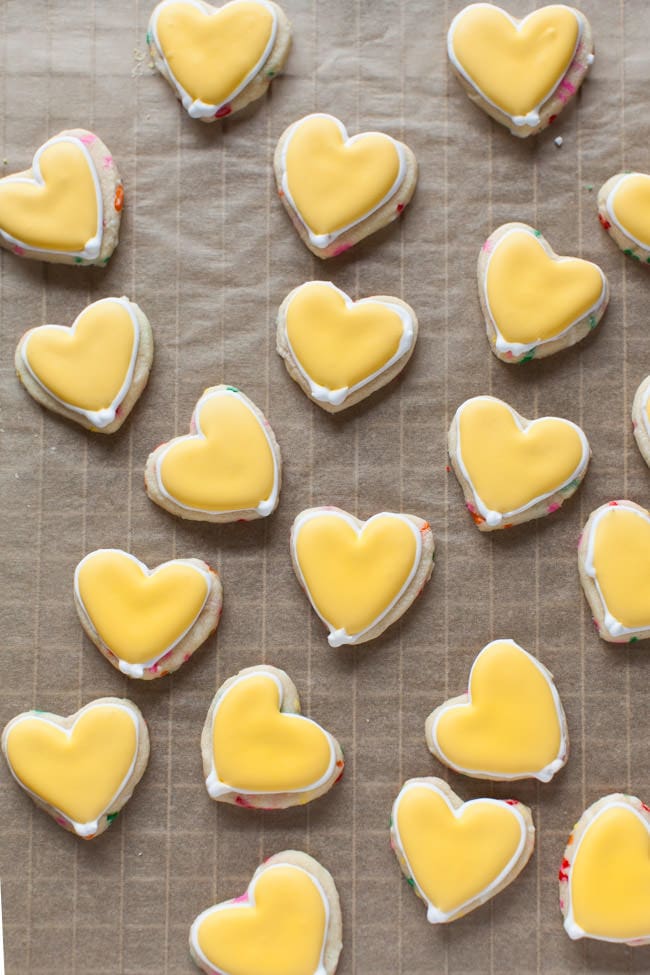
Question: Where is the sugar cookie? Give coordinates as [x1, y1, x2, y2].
[632, 376, 650, 466]
[598, 172, 650, 263]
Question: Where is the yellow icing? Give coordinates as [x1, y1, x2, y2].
[154, 0, 275, 108]
[434, 641, 562, 777]
[610, 174, 650, 248]
[570, 805, 650, 940]
[457, 398, 585, 516]
[196, 865, 327, 975]
[5, 704, 137, 826]
[0, 138, 99, 253]
[158, 390, 275, 513]
[450, 5, 579, 118]
[590, 506, 650, 630]
[294, 513, 418, 636]
[24, 300, 136, 413]
[76, 551, 209, 666]
[284, 115, 402, 238]
[487, 230, 603, 345]
[396, 784, 524, 916]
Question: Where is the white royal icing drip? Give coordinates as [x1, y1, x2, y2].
[605, 172, 650, 250]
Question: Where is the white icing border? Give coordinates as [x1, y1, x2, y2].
[0, 135, 103, 260]
[3, 700, 140, 837]
[205, 670, 337, 798]
[447, 3, 582, 129]
[430, 639, 567, 783]
[453, 395, 590, 528]
[22, 298, 140, 429]
[292, 509, 423, 647]
[190, 862, 330, 975]
[155, 387, 280, 517]
[605, 173, 650, 250]
[280, 113, 407, 249]
[641, 380, 650, 440]
[283, 281, 415, 406]
[392, 779, 528, 924]
[150, 0, 278, 119]
[74, 549, 212, 678]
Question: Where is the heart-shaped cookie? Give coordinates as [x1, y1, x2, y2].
[598, 172, 650, 263]
[426, 639, 568, 782]
[75, 549, 222, 679]
[148, 0, 291, 121]
[2, 698, 149, 838]
[190, 851, 343, 975]
[0, 129, 123, 265]
[480, 223, 608, 363]
[276, 281, 417, 411]
[291, 507, 434, 647]
[275, 113, 417, 258]
[579, 500, 650, 643]
[202, 666, 343, 808]
[632, 376, 650, 467]
[145, 385, 282, 523]
[561, 793, 650, 945]
[447, 4, 593, 137]
[391, 778, 534, 923]
[449, 395, 590, 530]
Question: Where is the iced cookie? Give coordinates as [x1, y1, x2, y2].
[391, 777, 534, 923]
[190, 850, 342, 975]
[291, 507, 434, 647]
[276, 281, 417, 411]
[2, 697, 149, 839]
[578, 499, 650, 643]
[480, 223, 608, 363]
[560, 793, 650, 945]
[447, 4, 594, 137]
[274, 113, 417, 258]
[148, 0, 291, 122]
[425, 639, 568, 782]
[449, 395, 590, 530]
[202, 665, 343, 808]
[598, 173, 650, 263]
[145, 385, 281, 523]
[74, 549, 222, 679]
[15, 297, 152, 433]
[0, 129, 123, 265]
[632, 376, 650, 466]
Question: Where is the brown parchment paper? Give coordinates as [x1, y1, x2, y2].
[2, 1, 650, 972]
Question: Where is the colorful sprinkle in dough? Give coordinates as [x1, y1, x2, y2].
[276, 281, 418, 412]
[189, 850, 343, 975]
[560, 793, 650, 945]
[426, 639, 568, 782]
[632, 376, 650, 467]
[447, 4, 594, 137]
[391, 777, 535, 923]
[0, 129, 123, 265]
[274, 113, 418, 258]
[480, 223, 608, 363]
[598, 172, 650, 262]
[144, 385, 282, 523]
[15, 297, 153, 434]
[290, 507, 434, 647]
[1, 698, 149, 839]
[202, 666, 343, 809]
[148, 0, 291, 121]
[449, 395, 590, 531]
[74, 549, 222, 679]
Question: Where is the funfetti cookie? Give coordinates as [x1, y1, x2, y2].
[560, 793, 650, 945]
[632, 376, 650, 466]
[74, 549, 222, 679]
[0, 129, 123, 265]
[291, 507, 434, 647]
[15, 297, 152, 434]
[202, 665, 344, 809]
[480, 223, 609, 363]
[274, 113, 417, 259]
[391, 777, 535, 924]
[449, 395, 590, 530]
[190, 850, 343, 975]
[598, 172, 650, 263]
[148, 0, 291, 122]
[2, 697, 149, 839]
[276, 281, 418, 412]
[145, 384, 281, 523]
[425, 639, 568, 782]
[447, 4, 594, 138]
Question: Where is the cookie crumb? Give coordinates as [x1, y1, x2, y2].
[554, 136, 563, 147]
